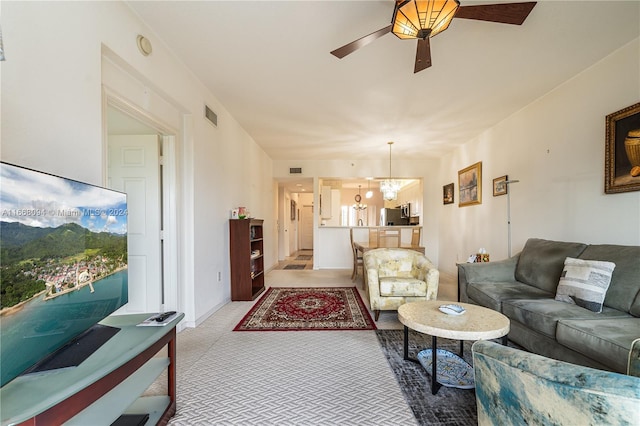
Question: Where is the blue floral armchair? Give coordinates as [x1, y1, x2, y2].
[472, 340, 640, 425]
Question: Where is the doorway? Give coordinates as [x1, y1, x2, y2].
[300, 205, 313, 250]
[106, 104, 178, 314]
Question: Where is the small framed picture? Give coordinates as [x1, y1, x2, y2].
[443, 183, 454, 205]
[493, 175, 508, 196]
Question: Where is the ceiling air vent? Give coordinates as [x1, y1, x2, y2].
[289, 168, 302, 174]
[204, 105, 218, 127]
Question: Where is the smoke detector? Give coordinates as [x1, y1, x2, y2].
[136, 35, 152, 56]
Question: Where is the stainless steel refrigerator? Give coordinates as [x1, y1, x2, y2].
[380, 208, 407, 226]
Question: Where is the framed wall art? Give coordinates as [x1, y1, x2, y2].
[458, 162, 482, 207]
[605, 102, 640, 194]
[443, 183, 454, 205]
[290, 200, 297, 221]
[493, 175, 508, 196]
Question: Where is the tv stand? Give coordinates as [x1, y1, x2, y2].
[0, 313, 184, 426]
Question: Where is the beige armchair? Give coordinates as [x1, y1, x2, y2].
[363, 248, 439, 321]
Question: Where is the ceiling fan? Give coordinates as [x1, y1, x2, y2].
[330, 1, 537, 73]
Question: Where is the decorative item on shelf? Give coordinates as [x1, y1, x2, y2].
[380, 141, 401, 201]
[251, 250, 260, 259]
[231, 208, 239, 219]
[352, 185, 367, 210]
[238, 207, 247, 219]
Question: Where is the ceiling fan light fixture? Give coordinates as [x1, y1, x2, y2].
[392, 0, 460, 40]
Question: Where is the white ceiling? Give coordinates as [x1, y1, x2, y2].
[125, 0, 639, 192]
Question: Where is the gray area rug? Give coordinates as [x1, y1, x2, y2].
[295, 255, 313, 260]
[168, 328, 418, 425]
[284, 264, 306, 270]
[376, 330, 477, 426]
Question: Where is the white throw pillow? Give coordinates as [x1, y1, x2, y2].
[555, 257, 615, 313]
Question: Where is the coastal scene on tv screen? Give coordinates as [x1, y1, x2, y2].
[0, 162, 129, 387]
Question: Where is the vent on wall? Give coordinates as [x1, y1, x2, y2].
[290, 168, 302, 174]
[205, 105, 218, 127]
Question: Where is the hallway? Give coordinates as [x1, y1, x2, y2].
[274, 249, 313, 270]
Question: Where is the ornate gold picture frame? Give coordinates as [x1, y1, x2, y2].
[458, 162, 482, 207]
[605, 102, 640, 194]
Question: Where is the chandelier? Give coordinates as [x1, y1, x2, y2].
[352, 185, 367, 210]
[380, 142, 401, 201]
[391, 0, 460, 41]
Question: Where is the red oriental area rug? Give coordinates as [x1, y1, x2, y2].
[233, 287, 376, 331]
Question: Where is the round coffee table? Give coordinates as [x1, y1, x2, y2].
[398, 300, 510, 394]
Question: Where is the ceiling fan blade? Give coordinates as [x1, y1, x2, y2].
[455, 2, 536, 25]
[330, 25, 392, 59]
[414, 38, 432, 73]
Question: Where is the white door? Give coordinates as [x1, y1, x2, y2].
[300, 205, 314, 250]
[108, 135, 162, 313]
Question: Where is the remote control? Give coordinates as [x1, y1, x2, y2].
[154, 311, 177, 322]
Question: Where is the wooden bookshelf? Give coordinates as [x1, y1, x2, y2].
[229, 219, 265, 301]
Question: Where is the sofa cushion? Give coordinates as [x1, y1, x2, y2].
[379, 277, 427, 297]
[557, 317, 640, 374]
[555, 257, 615, 313]
[515, 238, 587, 293]
[502, 299, 630, 339]
[578, 244, 640, 315]
[467, 281, 553, 312]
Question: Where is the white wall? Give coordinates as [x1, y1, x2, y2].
[1, 1, 275, 327]
[437, 39, 640, 276]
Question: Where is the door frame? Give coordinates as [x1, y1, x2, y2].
[102, 89, 179, 313]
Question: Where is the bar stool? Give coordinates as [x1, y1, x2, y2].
[411, 227, 422, 246]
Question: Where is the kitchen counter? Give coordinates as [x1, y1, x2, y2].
[315, 226, 423, 269]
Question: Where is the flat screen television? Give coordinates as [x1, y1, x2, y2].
[0, 161, 128, 387]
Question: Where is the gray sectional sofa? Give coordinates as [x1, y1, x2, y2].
[458, 238, 640, 374]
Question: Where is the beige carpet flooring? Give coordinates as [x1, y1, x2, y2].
[164, 259, 458, 425]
